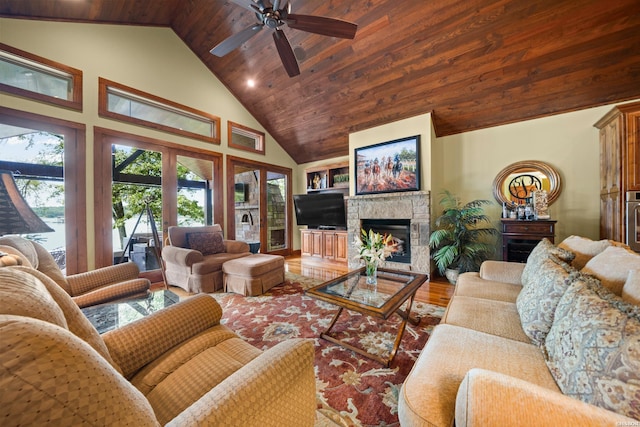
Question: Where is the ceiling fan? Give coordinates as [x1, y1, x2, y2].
[210, 0, 358, 77]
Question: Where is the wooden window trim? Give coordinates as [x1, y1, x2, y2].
[98, 78, 221, 145]
[228, 121, 266, 155]
[0, 43, 83, 111]
[93, 127, 223, 268]
[0, 106, 87, 273]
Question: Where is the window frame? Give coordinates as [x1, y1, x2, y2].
[98, 78, 221, 145]
[0, 43, 83, 111]
[227, 121, 265, 155]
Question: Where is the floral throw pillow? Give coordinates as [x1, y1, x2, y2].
[187, 232, 225, 255]
[545, 277, 640, 420]
[516, 255, 579, 347]
[521, 238, 575, 289]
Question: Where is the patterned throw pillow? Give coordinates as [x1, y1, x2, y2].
[521, 238, 575, 289]
[186, 232, 225, 255]
[516, 255, 579, 347]
[545, 277, 640, 420]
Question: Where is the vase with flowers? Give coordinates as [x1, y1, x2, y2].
[353, 228, 395, 285]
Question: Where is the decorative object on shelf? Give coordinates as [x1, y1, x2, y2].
[332, 173, 350, 188]
[312, 174, 321, 189]
[429, 190, 499, 284]
[353, 228, 394, 285]
[533, 189, 550, 219]
[0, 170, 54, 236]
[492, 160, 562, 206]
[354, 135, 420, 195]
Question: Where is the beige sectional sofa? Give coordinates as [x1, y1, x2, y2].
[399, 236, 640, 426]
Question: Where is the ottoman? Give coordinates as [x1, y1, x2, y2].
[222, 253, 285, 296]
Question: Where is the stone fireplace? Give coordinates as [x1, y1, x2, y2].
[347, 191, 430, 275]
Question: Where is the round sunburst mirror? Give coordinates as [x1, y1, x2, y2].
[492, 160, 562, 206]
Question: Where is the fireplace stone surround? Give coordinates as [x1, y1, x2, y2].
[346, 191, 430, 275]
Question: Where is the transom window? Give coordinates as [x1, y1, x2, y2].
[228, 121, 265, 154]
[0, 43, 82, 110]
[99, 78, 220, 144]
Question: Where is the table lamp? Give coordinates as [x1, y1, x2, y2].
[0, 170, 54, 236]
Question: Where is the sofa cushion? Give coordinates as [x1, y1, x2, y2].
[622, 270, 640, 306]
[441, 296, 530, 342]
[516, 256, 579, 347]
[0, 236, 39, 269]
[581, 245, 640, 296]
[0, 268, 67, 329]
[545, 277, 640, 420]
[398, 324, 560, 427]
[187, 232, 226, 255]
[558, 235, 612, 270]
[521, 239, 575, 290]
[455, 272, 522, 303]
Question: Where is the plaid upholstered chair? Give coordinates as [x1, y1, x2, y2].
[0, 266, 316, 426]
[0, 235, 150, 308]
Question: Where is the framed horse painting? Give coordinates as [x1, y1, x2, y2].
[354, 135, 421, 195]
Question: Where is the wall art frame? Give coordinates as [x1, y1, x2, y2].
[354, 135, 421, 195]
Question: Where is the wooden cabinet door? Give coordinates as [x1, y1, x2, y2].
[334, 231, 348, 263]
[323, 232, 335, 259]
[311, 231, 324, 257]
[626, 111, 640, 191]
[600, 191, 623, 242]
[301, 230, 313, 256]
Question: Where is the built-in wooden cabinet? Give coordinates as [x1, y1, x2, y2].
[305, 161, 349, 193]
[595, 101, 640, 242]
[300, 229, 348, 263]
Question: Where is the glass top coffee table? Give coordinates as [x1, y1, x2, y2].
[305, 267, 428, 367]
[81, 290, 180, 334]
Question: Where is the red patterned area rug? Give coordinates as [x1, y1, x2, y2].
[212, 273, 445, 427]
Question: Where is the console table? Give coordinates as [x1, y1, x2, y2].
[501, 219, 557, 263]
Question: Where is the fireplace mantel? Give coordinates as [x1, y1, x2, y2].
[346, 191, 430, 274]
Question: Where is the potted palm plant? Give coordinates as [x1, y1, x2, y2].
[429, 190, 499, 284]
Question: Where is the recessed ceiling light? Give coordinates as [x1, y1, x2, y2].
[247, 79, 256, 88]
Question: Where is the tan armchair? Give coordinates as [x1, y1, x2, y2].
[0, 265, 317, 426]
[162, 224, 251, 293]
[0, 235, 150, 308]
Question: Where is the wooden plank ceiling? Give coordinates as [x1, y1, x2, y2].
[2, 0, 640, 164]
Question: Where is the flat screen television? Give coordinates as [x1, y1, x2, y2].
[293, 192, 347, 229]
[234, 183, 248, 203]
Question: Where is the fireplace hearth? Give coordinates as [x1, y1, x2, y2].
[347, 191, 430, 274]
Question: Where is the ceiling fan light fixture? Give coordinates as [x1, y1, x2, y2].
[213, 0, 357, 77]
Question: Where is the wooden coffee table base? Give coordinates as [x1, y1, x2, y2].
[320, 293, 420, 367]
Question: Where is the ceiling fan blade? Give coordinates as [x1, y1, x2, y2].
[272, 29, 300, 77]
[210, 24, 263, 57]
[230, 0, 262, 13]
[286, 14, 357, 39]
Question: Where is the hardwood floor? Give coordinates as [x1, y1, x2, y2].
[284, 255, 455, 308]
[149, 254, 455, 307]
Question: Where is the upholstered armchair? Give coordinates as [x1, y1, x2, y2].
[0, 265, 317, 426]
[0, 235, 150, 308]
[162, 225, 251, 293]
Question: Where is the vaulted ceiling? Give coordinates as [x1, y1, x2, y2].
[2, 0, 639, 164]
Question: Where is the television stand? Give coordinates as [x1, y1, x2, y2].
[300, 229, 348, 264]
